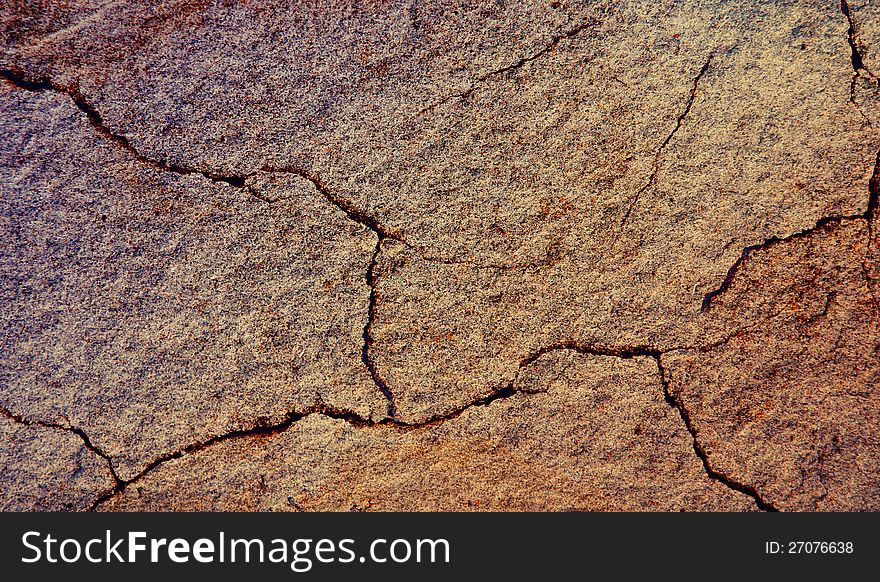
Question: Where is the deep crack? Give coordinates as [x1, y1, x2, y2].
[654, 357, 779, 511]
[868, 147, 880, 222]
[0, 405, 123, 490]
[363, 236, 397, 418]
[842, 0, 878, 122]
[842, 0, 876, 79]
[255, 167, 399, 416]
[703, 147, 880, 311]
[521, 341, 663, 365]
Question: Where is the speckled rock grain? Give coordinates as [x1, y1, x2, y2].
[1, 0, 879, 511]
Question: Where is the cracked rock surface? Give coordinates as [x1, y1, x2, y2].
[0, 85, 385, 481]
[102, 353, 753, 511]
[0, 413, 116, 511]
[664, 220, 880, 511]
[1, 0, 879, 511]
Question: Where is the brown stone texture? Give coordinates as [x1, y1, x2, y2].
[665, 221, 880, 511]
[0, 413, 116, 511]
[0, 85, 385, 482]
[1, 0, 878, 511]
[103, 353, 751, 511]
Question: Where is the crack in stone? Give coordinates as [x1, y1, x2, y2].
[1, 64, 649, 437]
[0, 67, 559, 275]
[0, 404, 123, 489]
[2, 45, 855, 513]
[268, 169, 561, 270]
[842, 0, 878, 124]
[87, 376, 526, 510]
[655, 357, 779, 512]
[703, 147, 880, 311]
[842, 0, 878, 81]
[868, 147, 880, 225]
[87, 341, 776, 511]
[0, 68, 249, 191]
[87, 408, 311, 511]
[87, 396, 508, 511]
[702, 216, 863, 311]
[618, 52, 715, 230]
[521, 341, 663, 363]
[259, 168, 563, 270]
[418, 17, 601, 115]
[0, 68, 408, 419]
[865, 148, 880, 309]
[261, 165, 403, 241]
[363, 237, 397, 417]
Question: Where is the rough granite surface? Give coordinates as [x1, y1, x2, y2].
[1, 0, 878, 511]
[104, 353, 752, 511]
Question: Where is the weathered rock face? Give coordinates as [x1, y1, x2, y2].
[103, 353, 753, 511]
[0, 86, 384, 481]
[0, 414, 116, 511]
[664, 221, 880, 511]
[0, 0, 878, 510]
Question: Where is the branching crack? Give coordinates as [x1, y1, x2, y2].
[86, 389, 526, 511]
[618, 52, 714, 230]
[85, 340, 779, 511]
[0, 67, 410, 415]
[1, 66, 571, 273]
[0, 68, 403, 235]
[654, 357, 779, 511]
[0, 405, 123, 489]
[842, 0, 878, 121]
[2, 45, 836, 514]
[2, 64, 632, 435]
[87, 408, 310, 511]
[419, 17, 601, 115]
[703, 147, 880, 311]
